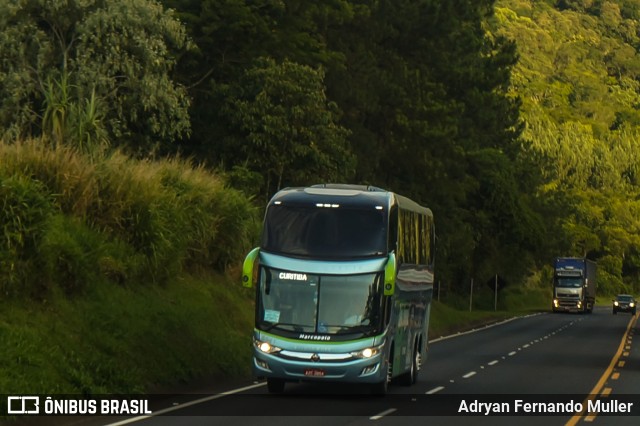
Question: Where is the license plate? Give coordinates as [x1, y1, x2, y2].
[304, 368, 325, 377]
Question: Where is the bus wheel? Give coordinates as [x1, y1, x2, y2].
[267, 378, 285, 394]
[399, 344, 420, 386]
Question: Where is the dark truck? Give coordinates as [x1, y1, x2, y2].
[552, 257, 597, 313]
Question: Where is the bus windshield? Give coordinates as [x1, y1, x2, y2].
[257, 267, 383, 337]
[261, 204, 387, 258]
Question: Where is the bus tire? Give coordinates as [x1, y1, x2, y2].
[399, 342, 420, 386]
[267, 378, 285, 394]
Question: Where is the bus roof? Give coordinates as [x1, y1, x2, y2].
[270, 184, 432, 216]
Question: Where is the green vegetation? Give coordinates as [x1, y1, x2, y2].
[2, 0, 640, 395]
[492, 0, 640, 295]
[0, 273, 253, 395]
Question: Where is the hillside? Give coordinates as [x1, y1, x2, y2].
[493, 0, 640, 294]
[0, 142, 257, 394]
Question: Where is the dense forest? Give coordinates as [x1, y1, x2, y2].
[1, 0, 639, 298]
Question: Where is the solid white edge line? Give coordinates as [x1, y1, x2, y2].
[430, 313, 542, 343]
[370, 407, 397, 420]
[103, 382, 266, 426]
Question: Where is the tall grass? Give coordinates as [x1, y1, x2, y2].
[1, 140, 258, 395]
[0, 272, 254, 395]
[0, 140, 259, 297]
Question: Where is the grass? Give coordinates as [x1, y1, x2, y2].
[429, 286, 549, 340]
[0, 140, 259, 397]
[0, 272, 254, 395]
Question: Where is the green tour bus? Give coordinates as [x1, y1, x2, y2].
[242, 184, 435, 394]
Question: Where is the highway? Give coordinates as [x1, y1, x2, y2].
[102, 306, 638, 426]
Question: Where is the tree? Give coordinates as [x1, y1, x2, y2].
[0, 0, 191, 151]
[162, 0, 353, 162]
[217, 57, 354, 199]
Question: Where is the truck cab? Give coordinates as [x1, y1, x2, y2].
[552, 257, 596, 313]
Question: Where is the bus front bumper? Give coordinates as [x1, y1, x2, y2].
[252, 350, 385, 384]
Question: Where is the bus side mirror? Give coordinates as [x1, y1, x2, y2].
[242, 247, 260, 288]
[384, 253, 396, 296]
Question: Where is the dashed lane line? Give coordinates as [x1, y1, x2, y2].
[370, 408, 397, 420]
[426, 386, 445, 394]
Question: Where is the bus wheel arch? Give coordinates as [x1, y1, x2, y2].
[371, 343, 393, 395]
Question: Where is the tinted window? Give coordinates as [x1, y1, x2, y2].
[262, 205, 387, 258]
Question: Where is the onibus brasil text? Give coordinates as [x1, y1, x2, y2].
[7, 396, 151, 415]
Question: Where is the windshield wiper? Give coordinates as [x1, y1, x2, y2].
[334, 325, 374, 335]
[262, 322, 304, 332]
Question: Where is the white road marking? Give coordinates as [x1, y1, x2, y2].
[370, 408, 397, 420]
[430, 313, 542, 343]
[103, 382, 266, 425]
[426, 386, 445, 394]
[508, 351, 517, 356]
[488, 360, 499, 366]
[463, 371, 477, 379]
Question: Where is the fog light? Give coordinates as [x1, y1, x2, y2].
[361, 364, 379, 375]
[255, 359, 269, 370]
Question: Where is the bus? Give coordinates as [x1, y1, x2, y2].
[242, 184, 435, 394]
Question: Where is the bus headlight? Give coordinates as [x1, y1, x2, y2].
[614, 301, 619, 306]
[630, 302, 635, 308]
[351, 345, 382, 359]
[254, 339, 282, 354]
[553, 299, 559, 307]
